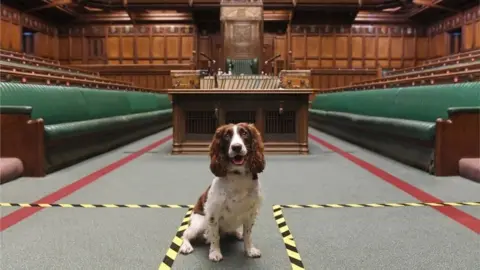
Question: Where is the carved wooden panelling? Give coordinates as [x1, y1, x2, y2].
[224, 21, 261, 59]
[225, 111, 256, 124]
[265, 111, 296, 134]
[428, 5, 480, 35]
[0, 5, 55, 36]
[59, 25, 194, 37]
[186, 111, 219, 134]
[291, 24, 426, 37]
[220, 7, 263, 21]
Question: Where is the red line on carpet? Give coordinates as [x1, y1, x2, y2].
[0, 135, 172, 232]
[309, 134, 480, 234]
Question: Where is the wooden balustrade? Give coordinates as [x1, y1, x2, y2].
[316, 69, 480, 93]
[0, 68, 162, 93]
[385, 51, 480, 76]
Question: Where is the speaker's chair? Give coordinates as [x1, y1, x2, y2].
[226, 58, 259, 75]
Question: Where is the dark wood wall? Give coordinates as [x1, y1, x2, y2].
[425, 6, 480, 60]
[2, 4, 479, 90]
[0, 5, 58, 59]
[57, 24, 196, 89]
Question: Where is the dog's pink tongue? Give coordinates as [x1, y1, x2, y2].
[233, 156, 244, 165]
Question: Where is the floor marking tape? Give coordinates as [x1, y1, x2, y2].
[0, 203, 194, 208]
[279, 201, 480, 209]
[273, 205, 305, 270]
[158, 208, 192, 270]
[1, 202, 478, 209]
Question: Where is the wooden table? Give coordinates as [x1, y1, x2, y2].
[168, 89, 312, 155]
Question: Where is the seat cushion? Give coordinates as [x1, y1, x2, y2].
[310, 109, 436, 141]
[126, 92, 171, 113]
[0, 83, 90, 125]
[311, 82, 480, 123]
[80, 89, 132, 119]
[0, 158, 24, 183]
[459, 158, 480, 183]
[45, 109, 172, 140]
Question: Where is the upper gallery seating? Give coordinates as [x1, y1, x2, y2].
[0, 50, 142, 90]
[0, 50, 160, 92]
[322, 50, 480, 92]
[0, 49, 60, 65]
[0, 82, 172, 181]
[309, 82, 480, 177]
[413, 48, 480, 67]
[384, 48, 480, 77]
[0, 50, 98, 77]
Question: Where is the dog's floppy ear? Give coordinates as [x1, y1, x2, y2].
[209, 125, 229, 177]
[245, 123, 265, 175]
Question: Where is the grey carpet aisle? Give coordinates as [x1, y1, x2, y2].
[1, 128, 479, 270]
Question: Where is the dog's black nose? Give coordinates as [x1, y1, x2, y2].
[231, 144, 242, 153]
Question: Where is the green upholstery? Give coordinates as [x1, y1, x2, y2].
[0, 82, 172, 140]
[44, 110, 171, 139]
[447, 106, 480, 116]
[310, 82, 480, 140]
[226, 58, 259, 75]
[311, 82, 480, 122]
[0, 105, 32, 115]
[81, 89, 132, 119]
[310, 82, 480, 173]
[0, 83, 90, 125]
[310, 109, 436, 141]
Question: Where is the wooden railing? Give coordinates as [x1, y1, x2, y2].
[420, 48, 480, 66]
[316, 69, 480, 93]
[0, 68, 162, 93]
[0, 52, 99, 77]
[0, 49, 59, 65]
[0, 59, 134, 87]
[385, 50, 480, 76]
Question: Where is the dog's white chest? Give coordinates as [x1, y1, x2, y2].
[218, 182, 260, 231]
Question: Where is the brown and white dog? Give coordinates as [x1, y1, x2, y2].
[179, 123, 266, 262]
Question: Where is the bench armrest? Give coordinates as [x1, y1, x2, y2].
[0, 106, 33, 115]
[447, 107, 480, 116]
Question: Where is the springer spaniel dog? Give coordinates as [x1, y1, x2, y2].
[179, 122, 266, 262]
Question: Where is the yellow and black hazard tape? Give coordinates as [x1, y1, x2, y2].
[158, 208, 192, 270]
[0, 203, 194, 208]
[273, 205, 305, 270]
[279, 201, 480, 209]
[2, 201, 479, 209]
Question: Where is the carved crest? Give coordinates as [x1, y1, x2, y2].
[220, 7, 262, 21]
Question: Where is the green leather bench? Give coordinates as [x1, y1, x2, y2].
[0, 82, 172, 175]
[226, 58, 259, 75]
[309, 82, 480, 173]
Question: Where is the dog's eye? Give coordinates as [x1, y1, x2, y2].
[239, 129, 247, 136]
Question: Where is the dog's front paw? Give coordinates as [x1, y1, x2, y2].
[245, 247, 261, 258]
[179, 241, 194, 254]
[209, 249, 223, 262]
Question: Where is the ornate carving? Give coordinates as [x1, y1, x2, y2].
[225, 21, 260, 58]
[234, 24, 252, 42]
[279, 70, 312, 89]
[170, 70, 201, 89]
[428, 5, 479, 35]
[292, 24, 425, 37]
[220, 0, 263, 6]
[220, 7, 263, 21]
